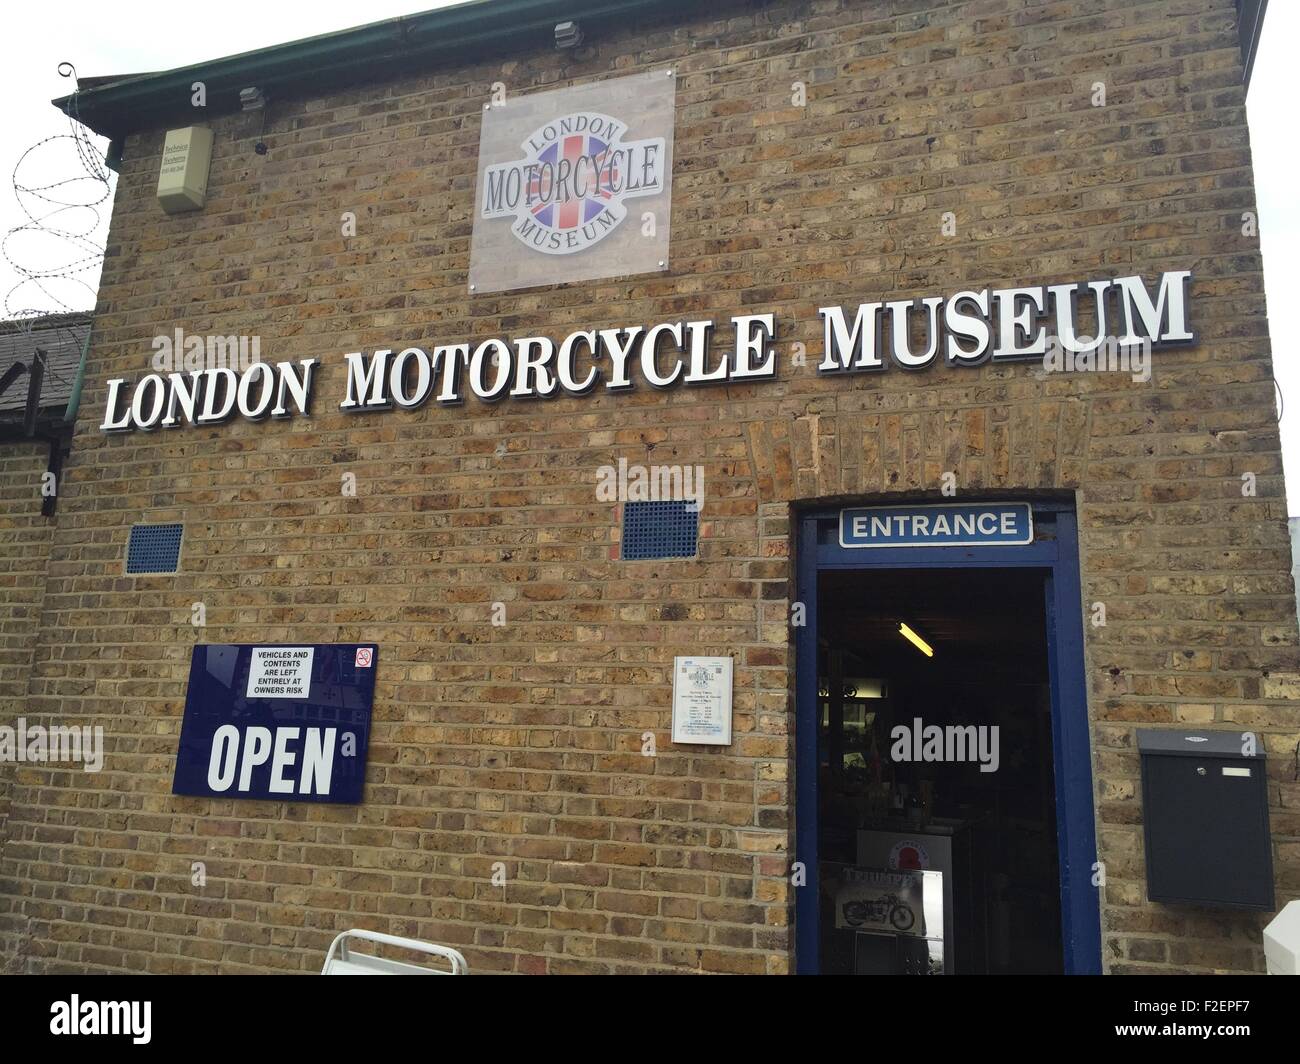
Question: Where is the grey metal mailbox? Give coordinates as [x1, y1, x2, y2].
[1137, 729, 1274, 910]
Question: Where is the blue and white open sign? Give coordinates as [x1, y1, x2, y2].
[173, 644, 377, 804]
[839, 502, 1033, 549]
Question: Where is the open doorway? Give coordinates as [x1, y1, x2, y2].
[814, 565, 1066, 974]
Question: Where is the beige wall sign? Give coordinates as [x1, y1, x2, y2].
[156, 126, 213, 214]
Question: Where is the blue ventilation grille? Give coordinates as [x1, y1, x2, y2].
[126, 523, 183, 574]
[621, 501, 699, 561]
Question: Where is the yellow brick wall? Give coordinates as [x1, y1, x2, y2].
[0, 0, 1293, 973]
[0, 441, 56, 970]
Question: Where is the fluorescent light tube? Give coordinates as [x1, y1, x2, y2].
[898, 622, 934, 657]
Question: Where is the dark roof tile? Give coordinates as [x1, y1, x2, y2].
[0, 312, 91, 415]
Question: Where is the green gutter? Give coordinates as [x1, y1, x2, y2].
[53, 0, 703, 141]
[63, 323, 92, 424]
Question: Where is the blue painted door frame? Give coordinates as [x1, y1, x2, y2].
[793, 499, 1102, 974]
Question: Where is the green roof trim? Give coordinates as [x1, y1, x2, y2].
[52, 0, 701, 140]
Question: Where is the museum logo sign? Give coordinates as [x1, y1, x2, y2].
[468, 69, 676, 294]
[480, 110, 665, 256]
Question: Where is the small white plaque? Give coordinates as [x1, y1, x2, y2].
[671, 656, 733, 745]
[246, 646, 315, 700]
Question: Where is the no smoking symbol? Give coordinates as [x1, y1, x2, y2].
[355, 648, 373, 668]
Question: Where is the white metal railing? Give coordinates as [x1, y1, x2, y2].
[321, 929, 469, 975]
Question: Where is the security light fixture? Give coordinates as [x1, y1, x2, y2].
[239, 87, 267, 111]
[554, 21, 583, 49]
[898, 622, 934, 658]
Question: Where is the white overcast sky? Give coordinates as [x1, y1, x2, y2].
[2, 1, 1297, 509]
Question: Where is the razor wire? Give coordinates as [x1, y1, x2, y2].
[1, 62, 109, 382]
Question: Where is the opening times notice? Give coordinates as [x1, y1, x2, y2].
[671, 655, 732, 745]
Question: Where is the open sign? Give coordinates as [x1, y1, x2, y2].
[173, 644, 377, 804]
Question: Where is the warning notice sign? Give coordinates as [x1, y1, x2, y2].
[246, 646, 314, 699]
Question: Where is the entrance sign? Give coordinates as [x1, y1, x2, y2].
[839, 503, 1033, 549]
[173, 643, 377, 803]
[671, 656, 733, 745]
[470, 70, 675, 294]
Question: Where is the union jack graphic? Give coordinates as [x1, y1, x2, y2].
[477, 104, 666, 261]
[527, 133, 620, 231]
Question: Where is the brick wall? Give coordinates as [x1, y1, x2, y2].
[0, 444, 53, 707]
[0, 0, 1293, 973]
[0, 441, 55, 967]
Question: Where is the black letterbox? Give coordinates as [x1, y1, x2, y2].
[1137, 729, 1274, 910]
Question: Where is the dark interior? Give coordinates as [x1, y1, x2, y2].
[816, 566, 1065, 974]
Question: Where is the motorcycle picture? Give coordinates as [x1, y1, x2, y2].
[842, 892, 916, 932]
